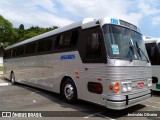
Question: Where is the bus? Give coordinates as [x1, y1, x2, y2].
[3, 17, 152, 110]
[143, 36, 160, 91]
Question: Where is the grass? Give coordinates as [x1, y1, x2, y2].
[0, 66, 3, 71]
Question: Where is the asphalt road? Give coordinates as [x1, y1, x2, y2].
[0, 83, 160, 120]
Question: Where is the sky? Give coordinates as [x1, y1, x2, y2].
[0, 0, 160, 37]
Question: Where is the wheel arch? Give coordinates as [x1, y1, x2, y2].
[60, 76, 78, 98]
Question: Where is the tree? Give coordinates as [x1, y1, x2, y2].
[19, 24, 24, 30]
[0, 15, 59, 47]
[0, 15, 18, 47]
[18, 24, 25, 39]
[17, 26, 59, 42]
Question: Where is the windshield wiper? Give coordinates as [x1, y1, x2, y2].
[129, 45, 134, 62]
[135, 44, 150, 63]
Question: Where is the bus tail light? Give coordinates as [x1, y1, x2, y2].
[122, 82, 132, 92]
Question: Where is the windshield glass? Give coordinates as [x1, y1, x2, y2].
[103, 25, 148, 61]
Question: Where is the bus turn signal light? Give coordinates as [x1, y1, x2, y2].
[109, 82, 120, 93]
[114, 82, 120, 93]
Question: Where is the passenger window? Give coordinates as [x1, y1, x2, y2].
[86, 32, 102, 59]
[55, 32, 72, 49]
[4, 50, 11, 58]
[12, 49, 17, 57]
[55, 30, 79, 50]
[37, 37, 53, 53]
[25, 42, 37, 55]
[16, 46, 25, 56]
[70, 30, 79, 48]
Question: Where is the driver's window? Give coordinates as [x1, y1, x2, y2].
[86, 31, 101, 60]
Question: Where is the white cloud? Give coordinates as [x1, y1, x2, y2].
[137, 0, 160, 26]
[138, 0, 160, 15]
[0, 0, 73, 28]
[57, 0, 143, 26]
[1, 0, 160, 29]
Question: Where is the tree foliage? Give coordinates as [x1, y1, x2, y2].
[0, 15, 18, 47]
[0, 15, 59, 47]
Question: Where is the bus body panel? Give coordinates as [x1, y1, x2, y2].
[3, 50, 152, 109]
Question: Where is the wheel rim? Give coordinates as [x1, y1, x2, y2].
[64, 83, 74, 100]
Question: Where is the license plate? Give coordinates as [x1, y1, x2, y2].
[137, 82, 144, 88]
[156, 83, 160, 89]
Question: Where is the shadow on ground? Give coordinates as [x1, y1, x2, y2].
[12, 83, 146, 118]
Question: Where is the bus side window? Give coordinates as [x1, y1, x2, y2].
[54, 30, 79, 51]
[55, 32, 72, 49]
[37, 37, 53, 53]
[4, 50, 11, 59]
[86, 32, 102, 60]
[70, 30, 79, 48]
[25, 42, 37, 55]
[12, 48, 17, 57]
[16, 46, 25, 56]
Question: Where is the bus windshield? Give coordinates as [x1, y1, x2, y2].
[103, 25, 148, 61]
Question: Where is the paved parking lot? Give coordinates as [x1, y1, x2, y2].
[0, 81, 160, 120]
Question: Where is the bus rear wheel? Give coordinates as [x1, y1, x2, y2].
[10, 72, 15, 84]
[61, 79, 77, 104]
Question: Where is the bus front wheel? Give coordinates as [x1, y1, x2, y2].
[61, 79, 77, 104]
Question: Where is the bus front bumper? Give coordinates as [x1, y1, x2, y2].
[106, 89, 152, 110]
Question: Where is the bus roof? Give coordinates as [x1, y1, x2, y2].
[143, 36, 160, 44]
[6, 17, 140, 50]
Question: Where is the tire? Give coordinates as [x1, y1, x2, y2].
[61, 79, 77, 104]
[10, 72, 15, 84]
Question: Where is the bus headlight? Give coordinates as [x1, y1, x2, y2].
[147, 79, 152, 87]
[122, 82, 132, 92]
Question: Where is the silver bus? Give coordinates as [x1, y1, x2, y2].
[144, 36, 160, 91]
[3, 17, 152, 110]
